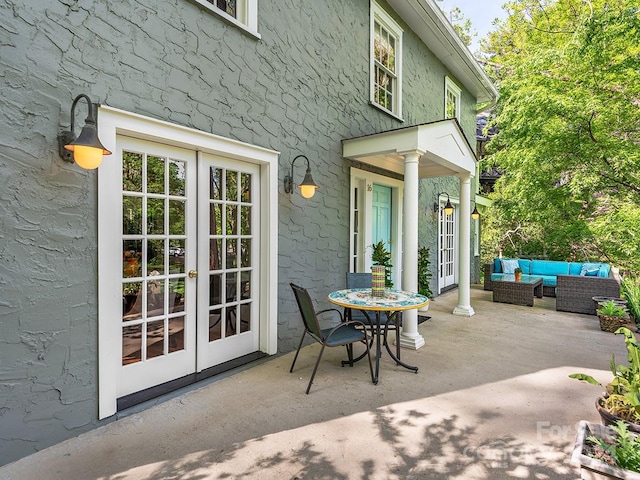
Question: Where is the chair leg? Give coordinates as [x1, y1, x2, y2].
[289, 329, 308, 373]
[306, 343, 327, 394]
[344, 343, 355, 367]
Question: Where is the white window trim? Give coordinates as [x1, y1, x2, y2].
[370, 0, 403, 120]
[96, 105, 278, 419]
[445, 76, 461, 121]
[189, 0, 260, 39]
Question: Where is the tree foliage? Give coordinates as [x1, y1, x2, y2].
[479, 0, 640, 273]
[436, 0, 478, 47]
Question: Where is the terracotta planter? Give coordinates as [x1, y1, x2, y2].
[596, 396, 640, 434]
[571, 420, 640, 480]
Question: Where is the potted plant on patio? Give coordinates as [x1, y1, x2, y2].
[572, 419, 640, 479]
[569, 327, 640, 433]
[597, 300, 631, 333]
[417, 246, 432, 311]
[514, 267, 523, 282]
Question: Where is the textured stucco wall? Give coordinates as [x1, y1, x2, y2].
[0, 0, 479, 465]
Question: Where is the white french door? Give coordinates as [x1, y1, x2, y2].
[117, 138, 260, 399]
[196, 153, 259, 368]
[438, 203, 457, 292]
[119, 137, 197, 396]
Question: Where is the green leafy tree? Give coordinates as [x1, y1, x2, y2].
[480, 0, 640, 273]
[436, 1, 477, 47]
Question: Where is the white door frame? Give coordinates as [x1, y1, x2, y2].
[437, 195, 459, 294]
[349, 168, 403, 287]
[97, 106, 279, 419]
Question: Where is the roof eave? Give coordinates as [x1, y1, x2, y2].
[386, 0, 499, 105]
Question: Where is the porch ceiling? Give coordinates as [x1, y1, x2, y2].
[342, 119, 477, 178]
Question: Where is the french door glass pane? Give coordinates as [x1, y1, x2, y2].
[208, 164, 254, 342]
[122, 149, 189, 366]
[147, 156, 165, 194]
[123, 196, 143, 235]
[123, 152, 143, 192]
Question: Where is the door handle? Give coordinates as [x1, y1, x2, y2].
[188, 270, 198, 278]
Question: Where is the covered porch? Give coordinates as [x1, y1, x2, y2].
[342, 119, 478, 350]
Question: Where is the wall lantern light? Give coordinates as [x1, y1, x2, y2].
[284, 154, 318, 199]
[471, 202, 481, 220]
[434, 193, 454, 216]
[58, 94, 112, 169]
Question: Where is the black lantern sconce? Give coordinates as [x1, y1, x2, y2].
[284, 154, 318, 199]
[471, 201, 481, 220]
[58, 94, 112, 169]
[434, 192, 454, 216]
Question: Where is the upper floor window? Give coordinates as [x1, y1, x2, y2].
[371, 1, 403, 118]
[192, 0, 259, 38]
[445, 77, 461, 120]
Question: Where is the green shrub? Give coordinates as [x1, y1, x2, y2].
[622, 276, 640, 323]
[417, 246, 432, 298]
[588, 420, 640, 473]
[598, 300, 628, 318]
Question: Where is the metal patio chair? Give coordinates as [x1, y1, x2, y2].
[289, 283, 375, 394]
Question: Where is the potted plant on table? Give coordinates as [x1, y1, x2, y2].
[572, 419, 640, 479]
[371, 240, 393, 288]
[514, 267, 523, 282]
[569, 327, 640, 433]
[417, 246, 432, 312]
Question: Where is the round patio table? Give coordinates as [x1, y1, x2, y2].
[328, 288, 429, 384]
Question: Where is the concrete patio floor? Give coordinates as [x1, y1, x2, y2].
[1, 285, 630, 479]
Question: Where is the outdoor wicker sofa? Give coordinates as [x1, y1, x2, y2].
[484, 258, 620, 315]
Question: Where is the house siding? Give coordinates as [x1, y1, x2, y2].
[0, 0, 479, 465]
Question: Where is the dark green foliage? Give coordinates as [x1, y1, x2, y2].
[417, 246, 433, 298]
[622, 276, 640, 324]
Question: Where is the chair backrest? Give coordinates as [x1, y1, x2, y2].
[345, 273, 372, 323]
[346, 272, 372, 289]
[290, 283, 323, 340]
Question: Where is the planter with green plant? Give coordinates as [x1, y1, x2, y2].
[417, 246, 432, 311]
[572, 420, 640, 479]
[514, 267, 523, 282]
[597, 300, 632, 333]
[371, 240, 393, 288]
[570, 327, 640, 433]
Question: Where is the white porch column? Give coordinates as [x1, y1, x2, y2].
[453, 174, 475, 316]
[400, 150, 426, 350]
